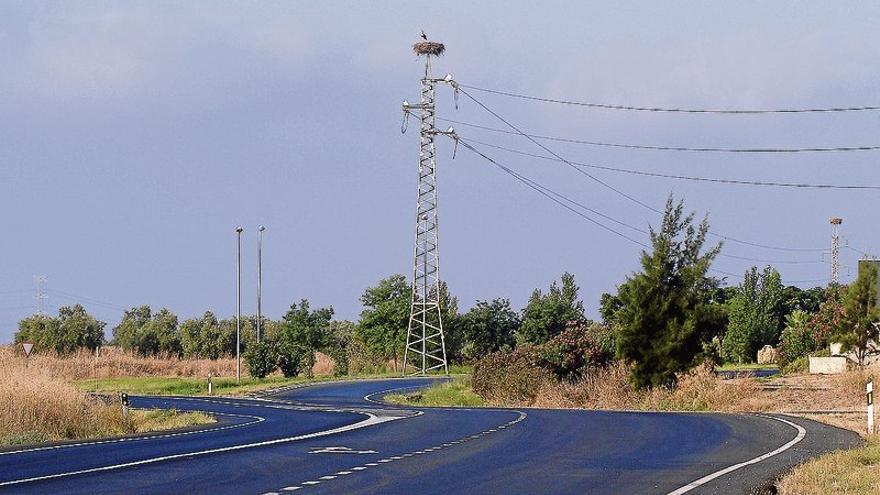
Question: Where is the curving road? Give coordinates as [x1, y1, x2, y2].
[0, 378, 860, 494]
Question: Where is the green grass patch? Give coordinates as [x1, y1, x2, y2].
[386, 376, 484, 408]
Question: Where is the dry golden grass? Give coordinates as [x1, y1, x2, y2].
[515, 363, 770, 413]
[0, 349, 213, 446]
[777, 434, 880, 495]
[1, 345, 237, 380]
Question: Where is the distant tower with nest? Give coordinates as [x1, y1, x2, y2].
[400, 33, 455, 375]
[830, 217, 843, 284]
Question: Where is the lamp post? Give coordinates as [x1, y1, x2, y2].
[235, 226, 243, 384]
[257, 225, 266, 343]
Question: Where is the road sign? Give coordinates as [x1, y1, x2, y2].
[868, 381, 874, 435]
[21, 341, 34, 357]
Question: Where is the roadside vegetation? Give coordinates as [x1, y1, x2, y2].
[777, 434, 880, 495]
[386, 376, 484, 408]
[0, 351, 212, 447]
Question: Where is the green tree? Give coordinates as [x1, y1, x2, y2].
[355, 275, 411, 371]
[778, 310, 816, 366]
[278, 299, 334, 377]
[835, 263, 880, 368]
[112, 306, 181, 357]
[180, 311, 224, 359]
[244, 340, 278, 379]
[14, 305, 105, 355]
[722, 266, 783, 363]
[517, 272, 585, 346]
[615, 196, 721, 388]
[458, 298, 520, 362]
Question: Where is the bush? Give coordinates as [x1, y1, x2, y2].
[782, 356, 809, 375]
[472, 347, 549, 404]
[326, 346, 349, 376]
[244, 341, 277, 379]
[535, 323, 611, 380]
[276, 340, 304, 378]
[778, 311, 816, 367]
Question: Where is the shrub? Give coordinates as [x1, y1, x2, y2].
[535, 323, 611, 380]
[472, 347, 549, 404]
[326, 346, 349, 376]
[276, 340, 304, 378]
[244, 341, 277, 379]
[782, 356, 809, 375]
[778, 311, 816, 367]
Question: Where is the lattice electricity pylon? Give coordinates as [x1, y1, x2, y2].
[400, 36, 454, 376]
[830, 217, 843, 284]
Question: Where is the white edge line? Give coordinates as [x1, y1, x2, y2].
[0, 409, 264, 457]
[0, 412, 398, 487]
[665, 415, 807, 495]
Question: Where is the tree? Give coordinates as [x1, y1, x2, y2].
[835, 263, 880, 368]
[778, 310, 816, 366]
[458, 299, 520, 362]
[14, 305, 105, 355]
[244, 340, 278, 378]
[278, 299, 333, 377]
[615, 196, 721, 388]
[180, 311, 224, 359]
[517, 272, 585, 346]
[355, 275, 411, 370]
[112, 306, 181, 357]
[722, 266, 783, 363]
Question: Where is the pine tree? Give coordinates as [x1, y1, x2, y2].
[615, 196, 721, 388]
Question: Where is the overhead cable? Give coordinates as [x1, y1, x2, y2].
[459, 83, 880, 114]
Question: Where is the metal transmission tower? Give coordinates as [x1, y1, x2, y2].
[33, 275, 48, 315]
[400, 35, 455, 376]
[830, 217, 843, 284]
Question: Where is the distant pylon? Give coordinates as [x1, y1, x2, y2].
[400, 35, 455, 376]
[33, 275, 48, 315]
[830, 217, 843, 284]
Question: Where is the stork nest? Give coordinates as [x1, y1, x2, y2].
[413, 41, 445, 57]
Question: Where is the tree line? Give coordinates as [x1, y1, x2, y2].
[12, 195, 879, 388]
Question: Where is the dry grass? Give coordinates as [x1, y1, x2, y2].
[495, 363, 770, 413]
[0, 349, 213, 446]
[777, 434, 880, 495]
[2, 346, 237, 380]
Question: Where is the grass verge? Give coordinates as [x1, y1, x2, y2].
[385, 376, 485, 407]
[777, 434, 880, 494]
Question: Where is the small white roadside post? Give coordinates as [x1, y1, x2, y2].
[120, 392, 130, 418]
[867, 381, 874, 435]
[207, 374, 213, 396]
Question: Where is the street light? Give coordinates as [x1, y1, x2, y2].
[257, 225, 266, 343]
[235, 226, 243, 384]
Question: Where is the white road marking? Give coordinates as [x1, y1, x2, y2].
[301, 481, 320, 486]
[666, 415, 808, 495]
[335, 471, 352, 475]
[0, 409, 264, 457]
[0, 412, 400, 487]
[282, 487, 301, 491]
[351, 467, 367, 471]
[319, 476, 336, 480]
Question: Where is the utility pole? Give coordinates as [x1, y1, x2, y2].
[830, 217, 843, 285]
[400, 34, 454, 376]
[235, 226, 243, 384]
[33, 275, 47, 315]
[257, 225, 266, 343]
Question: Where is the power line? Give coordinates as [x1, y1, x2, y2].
[441, 117, 880, 153]
[462, 137, 880, 190]
[45, 289, 127, 311]
[457, 139, 650, 248]
[459, 83, 880, 114]
[457, 138, 822, 266]
[453, 86, 828, 253]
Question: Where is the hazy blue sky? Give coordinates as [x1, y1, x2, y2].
[1, 1, 878, 342]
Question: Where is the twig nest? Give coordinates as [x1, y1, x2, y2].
[413, 41, 445, 57]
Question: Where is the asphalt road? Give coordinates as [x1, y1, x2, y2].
[0, 378, 860, 494]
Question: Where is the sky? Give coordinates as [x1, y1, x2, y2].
[1, 1, 879, 342]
